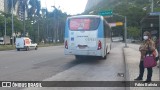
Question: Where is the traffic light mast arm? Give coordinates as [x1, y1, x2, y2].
[113, 13, 125, 18]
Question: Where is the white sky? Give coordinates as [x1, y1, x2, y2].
[41, 0, 88, 15]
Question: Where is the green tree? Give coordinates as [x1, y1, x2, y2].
[7, 0, 41, 36]
[39, 7, 67, 43]
[0, 12, 23, 37]
[128, 26, 140, 40]
[28, 0, 41, 19]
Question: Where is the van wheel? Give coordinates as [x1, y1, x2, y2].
[17, 48, 20, 51]
[26, 47, 29, 51]
[35, 46, 38, 50]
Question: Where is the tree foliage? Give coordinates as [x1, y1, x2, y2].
[0, 12, 23, 37]
[84, 0, 160, 40]
[128, 26, 140, 40]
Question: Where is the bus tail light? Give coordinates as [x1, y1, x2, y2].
[97, 40, 102, 50]
[65, 40, 68, 49]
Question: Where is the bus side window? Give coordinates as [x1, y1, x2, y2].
[106, 23, 111, 38]
[104, 20, 111, 38]
[104, 21, 107, 38]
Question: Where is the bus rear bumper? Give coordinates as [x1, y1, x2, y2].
[64, 50, 102, 56]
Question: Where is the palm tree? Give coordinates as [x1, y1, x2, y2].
[7, 0, 41, 36]
[28, 0, 41, 19]
[7, 0, 18, 13]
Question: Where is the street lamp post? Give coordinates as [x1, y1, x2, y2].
[51, 6, 57, 43]
[56, 7, 60, 43]
[151, 0, 154, 12]
[12, 0, 14, 46]
[4, 17, 6, 37]
[38, 21, 39, 44]
[4, 17, 7, 45]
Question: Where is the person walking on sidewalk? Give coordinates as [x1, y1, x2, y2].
[134, 31, 155, 82]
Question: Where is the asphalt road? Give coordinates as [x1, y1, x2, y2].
[0, 42, 126, 90]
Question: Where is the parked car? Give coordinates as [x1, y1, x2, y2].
[0, 36, 10, 45]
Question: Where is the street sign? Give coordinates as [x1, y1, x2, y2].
[99, 10, 113, 16]
[149, 12, 160, 16]
[116, 22, 123, 26]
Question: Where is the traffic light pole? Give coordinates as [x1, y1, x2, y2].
[113, 13, 128, 47]
[124, 16, 127, 48]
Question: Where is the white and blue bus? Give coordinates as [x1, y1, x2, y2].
[64, 15, 111, 60]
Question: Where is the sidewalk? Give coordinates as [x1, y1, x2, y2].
[123, 44, 160, 90]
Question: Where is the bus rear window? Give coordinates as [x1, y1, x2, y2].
[69, 18, 100, 31]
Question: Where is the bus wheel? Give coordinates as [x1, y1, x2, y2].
[17, 48, 20, 51]
[102, 55, 106, 59]
[75, 55, 81, 60]
[108, 44, 111, 54]
[102, 49, 107, 60]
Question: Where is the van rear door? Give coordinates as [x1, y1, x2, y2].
[69, 18, 100, 51]
[16, 38, 24, 48]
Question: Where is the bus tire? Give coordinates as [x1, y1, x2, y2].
[102, 49, 107, 60]
[102, 55, 106, 59]
[17, 48, 20, 51]
[106, 45, 111, 54]
[108, 44, 111, 54]
[75, 55, 81, 60]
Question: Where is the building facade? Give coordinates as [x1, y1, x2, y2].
[12, 0, 28, 21]
[0, 0, 5, 12]
[0, 0, 8, 12]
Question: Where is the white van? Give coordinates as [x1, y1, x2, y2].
[16, 37, 38, 51]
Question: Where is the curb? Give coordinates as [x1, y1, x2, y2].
[123, 47, 130, 90]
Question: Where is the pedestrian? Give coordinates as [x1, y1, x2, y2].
[134, 31, 155, 82]
[156, 37, 160, 68]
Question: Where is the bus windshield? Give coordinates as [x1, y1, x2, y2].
[69, 18, 100, 31]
